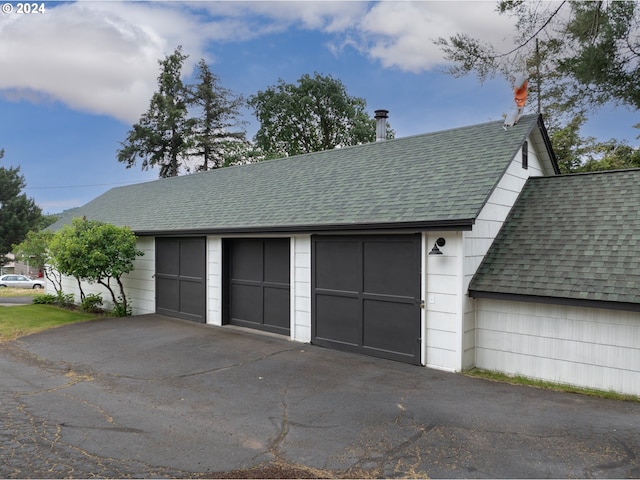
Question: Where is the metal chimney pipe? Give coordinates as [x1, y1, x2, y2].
[374, 109, 389, 142]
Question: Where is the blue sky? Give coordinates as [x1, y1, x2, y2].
[1, 1, 638, 214]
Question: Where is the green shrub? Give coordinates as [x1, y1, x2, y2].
[33, 292, 74, 307]
[55, 292, 75, 307]
[32, 294, 57, 305]
[80, 293, 103, 313]
[111, 301, 131, 317]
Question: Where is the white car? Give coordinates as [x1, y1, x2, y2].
[0, 274, 45, 289]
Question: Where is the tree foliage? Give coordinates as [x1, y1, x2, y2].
[0, 149, 45, 259]
[436, 1, 640, 121]
[190, 59, 248, 171]
[13, 230, 62, 294]
[117, 47, 195, 178]
[551, 115, 640, 173]
[49, 218, 143, 316]
[118, 47, 251, 177]
[248, 72, 393, 158]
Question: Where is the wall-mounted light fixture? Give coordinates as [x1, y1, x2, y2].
[429, 237, 446, 255]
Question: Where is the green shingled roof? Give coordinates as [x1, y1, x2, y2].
[469, 169, 640, 308]
[51, 114, 545, 234]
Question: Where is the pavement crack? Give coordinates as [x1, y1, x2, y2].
[15, 370, 94, 397]
[268, 385, 290, 460]
[58, 423, 146, 434]
[349, 423, 435, 478]
[58, 390, 116, 426]
[104, 346, 301, 381]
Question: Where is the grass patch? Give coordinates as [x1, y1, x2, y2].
[0, 304, 99, 342]
[466, 368, 640, 403]
[0, 287, 42, 298]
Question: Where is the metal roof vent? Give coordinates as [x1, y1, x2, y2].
[374, 109, 389, 142]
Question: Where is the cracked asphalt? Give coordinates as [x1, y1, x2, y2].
[1, 314, 639, 478]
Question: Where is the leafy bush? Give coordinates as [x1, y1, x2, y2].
[32, 291, 74, 307]
[80, 293, 103, 313]
[32, 294, 57, 305]
[111, 300, 131, 317]
[55, 292, 75, 307]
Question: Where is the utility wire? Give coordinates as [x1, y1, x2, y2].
[492, 1, 567, 59]
[25, 181, 143, 190]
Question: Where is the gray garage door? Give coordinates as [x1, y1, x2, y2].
[312, 234, 421, 364]
[156, 237, 206, 323]
[224, 238, 290, 335]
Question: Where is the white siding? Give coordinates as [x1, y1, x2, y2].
[47, 236, 156, 316]
[423, 232, 462, 371]
[206, 237, 223, 326]
[462, 138, 546, 369]
[291, 235, 311, 342]
[125, 237, 156, 315]
[476, 299, 640, 396]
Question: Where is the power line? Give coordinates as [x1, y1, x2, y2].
[25, 180, 141, 190]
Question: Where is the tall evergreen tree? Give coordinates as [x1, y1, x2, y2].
[118, 48, 254, 176]
[117, 46, 196, 178]
[190, 60, 248, 171]
[0, 149, 44, 260]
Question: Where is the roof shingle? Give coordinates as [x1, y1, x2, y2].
[51, 114, 544, 234]
[469, 169, 640, 308]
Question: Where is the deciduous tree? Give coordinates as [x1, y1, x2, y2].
[248, 72, 392, 158]
[49, 218, 143, 316]
[0, 149, 44, 262]
[550, 115, 640, 173]
[13, 230, 61, 294]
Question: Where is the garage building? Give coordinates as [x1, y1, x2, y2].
[49, 114, 560, 373]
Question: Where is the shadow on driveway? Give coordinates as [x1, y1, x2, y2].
[1, 314, 639, 478]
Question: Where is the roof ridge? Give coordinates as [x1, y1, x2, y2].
[109, 114, 542, 185]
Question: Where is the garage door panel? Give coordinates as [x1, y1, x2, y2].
[363, 240, 418, 297]
[230, 284, 263, 324]
[156, 240, 179, 276]
[230, 239, 263, 281]
[363, 299, 419, 358]
[180, 240, 206, 278]
[315, 294, 360, 346]
[264, 286, 291, 331]
[264, 239, 290, 284]
[315, 241, 360, 291]
[156, 277, 179, 313]
[179, 280, 206, 317]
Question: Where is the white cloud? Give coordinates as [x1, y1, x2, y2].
[194, 1, 368, 33]
[0, 2, 210, 123]
[0, 1, 517, 123]
[355, 1, 517, 72]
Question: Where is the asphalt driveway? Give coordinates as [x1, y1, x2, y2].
[1, 314, 639, 478]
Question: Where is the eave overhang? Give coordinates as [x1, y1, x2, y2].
[469, 289, 640, 313]
[134, 218, 476, 237]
